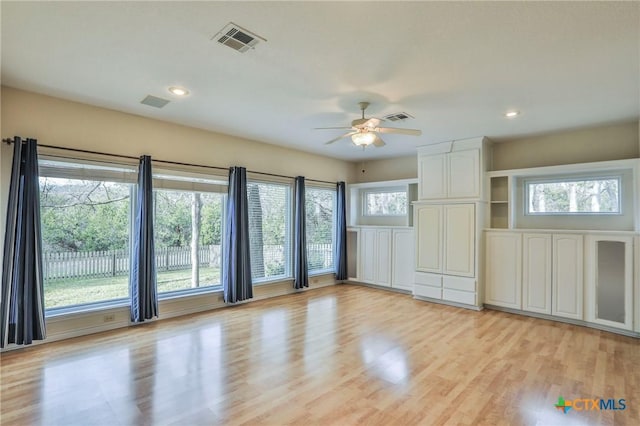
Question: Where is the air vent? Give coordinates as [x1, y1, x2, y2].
[383, 112, 414, 122]
[140, 95, 170, 109]
[213, 22, 266, 53]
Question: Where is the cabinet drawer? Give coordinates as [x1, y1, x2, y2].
[414, 284, 442, 300]
[415, 272, 442, 287]
[443, 275, 476, 292]
[443, 289, 477, 305]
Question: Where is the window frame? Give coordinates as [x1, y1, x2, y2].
[305, 184, 337, 276]
[39, 157, 137, 315]
[152, 168, 228, 298]
[524, 174, 623, 216]
[361, 187, 408, 217]
[246, 178, 293, 285]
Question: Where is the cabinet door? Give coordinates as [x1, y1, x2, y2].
[360, 229, 377, 283]
[392, 229, 414, 291]
[448, 149, 480, 199]
[522, 233, 552, 314]
[585, 235, 633, 330]
[485, 232, 522, 309]
[443, 204, 475, 277]
[415, 204, 443, 273]
[552, 234, 583, 320]
[376, 229, 392, 287]
[418, 154, 447, 200]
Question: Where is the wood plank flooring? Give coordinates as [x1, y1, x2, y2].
[1, 284, 638, 425]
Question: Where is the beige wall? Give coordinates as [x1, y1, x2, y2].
[492, 121, 639, 171]
[353, 155, 417, 182]
[1, 87, 356, 182]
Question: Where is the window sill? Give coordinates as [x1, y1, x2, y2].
[158, 285, 223, 301]
[46, 299, 129, 318]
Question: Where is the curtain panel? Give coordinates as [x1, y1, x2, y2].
[222, 166, 253, 303]
[335, 181, 348, 280]
[130, 155, 158, 322]
[293, 176, 308, 289]
[1, 137, 46, 348]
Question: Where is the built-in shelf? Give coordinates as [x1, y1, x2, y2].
[489, 176, 510, 229]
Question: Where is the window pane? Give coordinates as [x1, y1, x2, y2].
[527, 178, 620, 214]
[306, 188, 335, 273]
[40, 177, 132, 309]
[247, 182, 290, 282]
[154, 190, 223, 293]
[365, 191, 407, 215]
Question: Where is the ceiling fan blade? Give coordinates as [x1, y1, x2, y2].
[372, 135, 386, 148]
[364, 118, 382, 128]
[314, 126, 353, 130]
[374, 127, 422, 136]
[325, 131, 357, 145]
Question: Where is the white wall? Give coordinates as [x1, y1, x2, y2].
[0, 86, 356, 347]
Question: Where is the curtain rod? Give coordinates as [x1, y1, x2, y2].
[2, 138, 336, 185]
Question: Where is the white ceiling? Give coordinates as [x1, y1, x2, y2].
[1, 1, 638, 161]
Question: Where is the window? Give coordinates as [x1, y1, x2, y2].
[306, 187, 336, 274]
[247, 181, 291, 282]
[39, 159, 136, 310]
[526, 176, 621, 215]
[153, 173, 226, 295]
[363, 189, 407, 216]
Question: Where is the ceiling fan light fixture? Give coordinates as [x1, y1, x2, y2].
[351, 132, 376, 146]
[168, 86, 189, 96]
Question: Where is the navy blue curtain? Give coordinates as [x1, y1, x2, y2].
[222, 166, 253, 303]
[1, 137, 46, 348]
[293, 176, 308, 289]
[335, 181, 348, 280]
[130, 155, 158, 322]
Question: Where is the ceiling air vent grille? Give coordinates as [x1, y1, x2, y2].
[383, 112, 414, 122]
[214, 22, 266, 53]
[140, 95, 170, 109]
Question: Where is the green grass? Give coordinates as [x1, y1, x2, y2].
[44, 267, 221, 309]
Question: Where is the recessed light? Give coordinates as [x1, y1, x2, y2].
[505, 111, 520, 118]
[168, 86, 189, 96]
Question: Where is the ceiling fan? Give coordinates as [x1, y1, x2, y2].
[316, 102, 422, 148]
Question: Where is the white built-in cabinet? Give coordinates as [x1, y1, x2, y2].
[484, 230, 640, 333]
[522, 233, 552, 314]
[360, 228, 391, 287]
[413, 137, 487, 309]
[485, 231, 584, 320]
[443, 204, 475, 277]
[414, 203, 478, 306]
[357, 227, 414, 291]
[485, 232, 522, 309]
[415, 203, 475, 276]
[585, 234, 634, 330]
[418, 149, 480, 200]
[392, 229, 415, 291]
[552, 234, 584, 320]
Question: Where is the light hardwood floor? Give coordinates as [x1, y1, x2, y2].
[1, 284, 638, 426]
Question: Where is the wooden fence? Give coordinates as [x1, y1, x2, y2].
[42, 243, 332, 281]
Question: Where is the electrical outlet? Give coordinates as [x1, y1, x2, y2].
[103, 314, 115, 323]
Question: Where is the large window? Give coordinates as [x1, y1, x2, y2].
[247, 181, 291, 282]
[363, 189, 407, 216]
[306, 187, 336, 274]
[153, 173, 226, 294]
[39, 159, 136, 310]
[526, 176, 621, 215]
